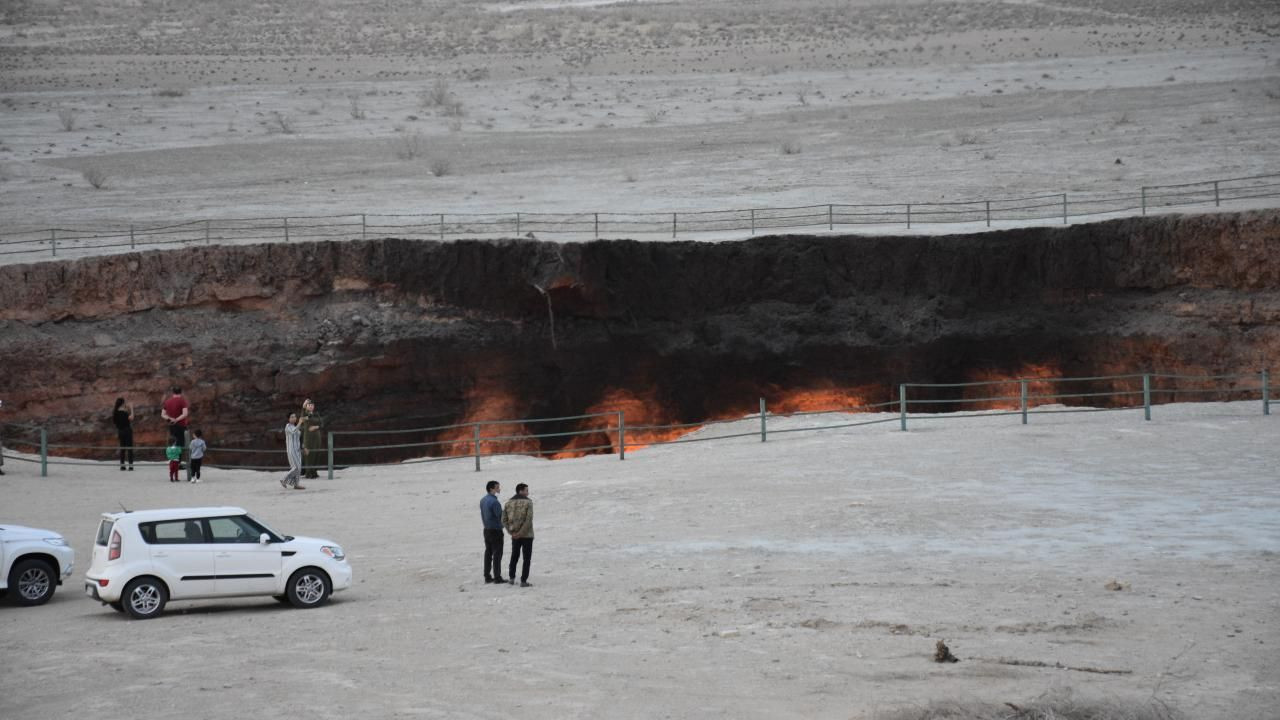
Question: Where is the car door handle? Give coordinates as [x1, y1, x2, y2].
[215, 552, 232, 558]
[153, 552, 169, 558]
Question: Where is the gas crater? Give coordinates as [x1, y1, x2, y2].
[2, 210, 1278, 465]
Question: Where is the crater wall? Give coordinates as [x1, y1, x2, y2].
[2, 211, 1277, 463]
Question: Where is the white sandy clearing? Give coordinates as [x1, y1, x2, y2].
[2, 400, 1277, 719]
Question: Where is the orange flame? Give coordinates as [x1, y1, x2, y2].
[960, 362, 1062, 411]
[437, 386, 538, 456]
[769, 385, 873, 414]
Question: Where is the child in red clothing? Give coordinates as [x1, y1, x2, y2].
[165, 443, 182, 482]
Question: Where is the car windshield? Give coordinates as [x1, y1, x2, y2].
[245, 513, 288, 542]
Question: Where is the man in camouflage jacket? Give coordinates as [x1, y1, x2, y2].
[503, 483, 534, 586]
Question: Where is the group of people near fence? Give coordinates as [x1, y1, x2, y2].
[480, 480, 536, 587]
[107, 388, 325, 489]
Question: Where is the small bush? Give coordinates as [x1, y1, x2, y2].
[57, 108, 77, 132]
[955, 131, 981, 145]
[429, 157, 452, 177]
[422, 78, 452, 108]
[152, 88, 187, 98]
[271, 111, 295, 134]
[1112, 112, 1135, 126]
[83, 166, 109, 189]
[349, 96, 366, 119]
[394, 132, 425, 160]
[780, 140, 802, 155]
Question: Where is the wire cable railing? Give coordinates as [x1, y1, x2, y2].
[4, 368, 1274, 478]
[1, 172, 1276, 261]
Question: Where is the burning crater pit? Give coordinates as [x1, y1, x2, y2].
[2, 211, 1278, 466]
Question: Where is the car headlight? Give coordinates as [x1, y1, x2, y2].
[43, 537, 68, 547]
[320, 545, 345, 561]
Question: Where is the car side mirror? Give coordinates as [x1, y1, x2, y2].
[259, 533, 271, 545]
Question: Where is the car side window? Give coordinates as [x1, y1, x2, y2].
[142, 520, 206, 544]
[208, 516, 262, 544]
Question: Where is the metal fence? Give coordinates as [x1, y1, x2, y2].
[3, 369, 1273, 478]
[1, 172, 1276, 261]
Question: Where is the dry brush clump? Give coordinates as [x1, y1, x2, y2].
[56, 108, 78, 132]
[82, 166, 109, 189]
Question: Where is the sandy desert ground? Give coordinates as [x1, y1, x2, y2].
[0, 0, 1277, 237]
[1, 402, 1278, 719]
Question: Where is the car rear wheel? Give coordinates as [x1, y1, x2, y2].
[9, 558, 56, 606]
[285, 567, 331, 609]
[122, 577, 168, 619]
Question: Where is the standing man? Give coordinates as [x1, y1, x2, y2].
[300, 398, 325, 480]
[503, 483, 534, 587]
[280, 412, 305, 490]
[160, 386, 190, 480]
[480, 481, 505, 584]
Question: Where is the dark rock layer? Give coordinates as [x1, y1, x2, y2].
[1, 211, 1277, 464]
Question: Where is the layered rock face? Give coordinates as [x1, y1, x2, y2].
[1, 211, 1277, 464]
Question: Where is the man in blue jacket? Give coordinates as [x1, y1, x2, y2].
[480, 481, 506, 584]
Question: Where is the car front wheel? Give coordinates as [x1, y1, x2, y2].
[286, 567, 331, 609]
[122, 577, 168, 619]
[9, 558, 56, 606]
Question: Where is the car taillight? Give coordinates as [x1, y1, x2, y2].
[108, 529, 121, 561]
[97, 578, 109, 587]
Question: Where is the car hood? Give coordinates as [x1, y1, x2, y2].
[281, 535, 341, 550]
[0, 524, 64, 542]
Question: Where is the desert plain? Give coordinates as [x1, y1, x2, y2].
[2, 1, 1280, 718]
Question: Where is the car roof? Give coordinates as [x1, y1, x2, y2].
[101, 507, 248, 523]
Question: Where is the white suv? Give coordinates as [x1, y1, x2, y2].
[84, 506, 353, 619]
[1, 523, 76, 606]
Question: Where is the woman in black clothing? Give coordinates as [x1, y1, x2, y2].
[113, 398, 135, 471]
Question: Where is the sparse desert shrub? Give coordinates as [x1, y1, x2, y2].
[1112, 112, 1135, 126]
[447, 117, 463, 132]
[422, 78, 452, 108]
[780, 140, 802, 155]
[349, 96, 366, 119]
[955, 131, 981, 145]
[428, 156, 452, 177]
[152, 88, 187, 98]
[443, 99, 465, 118]
[57, 108, 78, 132]
[270, 111, 295, 134]
[644, 107, 666, 124]
[981, 150, 996, 161]
[1199, 114, 1219, 124]
[796, 88, 808, 106]
[82, 166, 108, 189]
[622, 169, 638, 183]
[394, 132, 425, 160]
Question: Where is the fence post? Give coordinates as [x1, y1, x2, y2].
[1140, 187, 1147, 216]
[1143, 374, 1151, 421]
[985, 200, 991, 227]
[1020, 379, 1028, 425]
[50, 229, 57, 258]
[327, 431, 334, 480]
[40, 427, 48, 477]
[1062, 194, 1068, 224]
[473, 423, 481, 472]
[439, 213, 445, 241]
[750, 208, 756, 235]
[1263, 369, 1270, 416]
[672, 213, 677, 238]
[130, 224, 136, 249]
[905, 204, 912, 229]
[760, 397, 767, 442]
[595, 212, 600, 239]
[899, 385, 908, 431]
[361, 214, 367, 240]
[617, 411, 626, 460]
[516, 212, 521, 236]
[828, 204, 833, 231]
[1214, 181, 1220, 207]
[283, 217, 290, 242]
[205, 219, 211, 245]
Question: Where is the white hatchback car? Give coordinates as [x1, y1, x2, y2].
[1, 523, 75, 606]
[84, 506, 352, 619]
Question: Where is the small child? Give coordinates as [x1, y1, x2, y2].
[165, 442, 182, 483]
[188, 429, 207, 483]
